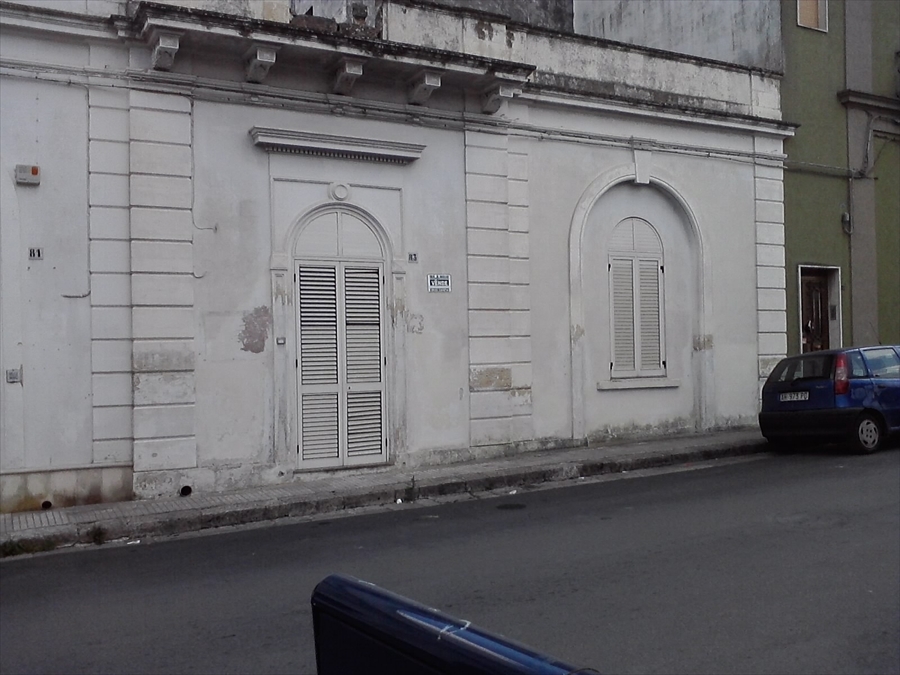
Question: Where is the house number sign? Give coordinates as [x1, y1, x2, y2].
[427, 274, 451, 293]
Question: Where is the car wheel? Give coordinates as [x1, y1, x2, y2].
[851, 413, 883, 454]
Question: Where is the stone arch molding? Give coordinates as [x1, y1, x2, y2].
[567, 162, 712, 439]
[272, 201, 396, 271]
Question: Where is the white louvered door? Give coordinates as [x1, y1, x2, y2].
[298, 265, 341, 467]
[343, 266, 385, 465]
[297, 262, 386, 468]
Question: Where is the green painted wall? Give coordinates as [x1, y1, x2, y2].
[781, 0, 850, 354]
[874, 139, 900, 344]
[872, 0, 900, 98]
[872, 0, 900, 345]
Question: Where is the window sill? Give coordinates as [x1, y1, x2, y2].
[597, 378, 680, 391]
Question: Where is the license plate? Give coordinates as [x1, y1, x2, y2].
[780, 391, 809, 402]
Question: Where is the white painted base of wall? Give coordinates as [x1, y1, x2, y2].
[132, 461, 295, 500]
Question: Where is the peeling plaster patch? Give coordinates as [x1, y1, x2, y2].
[390, 297, 405, 325]
[693, 334, 714, 351]
[572, 325, 585, 342]
[475, 20, 494, 40]
[239, 306, 272, 353]
[273, 273, 292, 305]
[133, 346, 194, 372]
[407, 313, 424, 334]
[758, 355, 782, 378]
[470, 366, 512, 391]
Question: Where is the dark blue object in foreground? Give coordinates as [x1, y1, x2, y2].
[311, 574, 599, 675]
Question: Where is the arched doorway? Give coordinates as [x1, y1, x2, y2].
[293, 206, 390, 469]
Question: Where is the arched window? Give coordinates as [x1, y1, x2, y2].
[608, 217, 666, 378]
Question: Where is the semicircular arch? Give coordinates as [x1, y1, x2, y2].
[288, 202, 394, 263]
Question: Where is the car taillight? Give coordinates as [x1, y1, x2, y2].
[834, 353, 849, 395]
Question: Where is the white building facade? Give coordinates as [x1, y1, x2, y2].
[0, 0, 791, 511]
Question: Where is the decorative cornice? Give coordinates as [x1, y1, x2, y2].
[249, 127, 426, 164]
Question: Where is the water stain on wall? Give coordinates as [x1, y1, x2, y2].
[239, 305, 272, 353]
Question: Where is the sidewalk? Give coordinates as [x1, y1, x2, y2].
[0, 428, 768, 557]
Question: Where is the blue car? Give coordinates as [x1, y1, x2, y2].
[759, 345, 900, 453]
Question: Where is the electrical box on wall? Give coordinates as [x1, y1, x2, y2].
[15, 164, 40, 185]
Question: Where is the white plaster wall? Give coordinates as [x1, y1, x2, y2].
[0, 0, 784, 506]
[526, 108, 761, 439]
[382, 2, 781, 121]
[158, 0, 292, 23]
[573, 0, 783, 73]
[1, 1, 122, 17]
[651, 146, 760, 424]
[2, 0, 293, 22]
[190, 102, 277, 480]
[0, 77, 93, 470]
[580, 182, 698, 430]
[190, 102, 470, 477]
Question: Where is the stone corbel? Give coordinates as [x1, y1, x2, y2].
[408, 71, 442, 105]
[245, 44, 278, 84]
[151, 32, 180, 71]
[631, 139, 655, 185]
[481, 81, 519, 114]
[332, 58, 364, 95]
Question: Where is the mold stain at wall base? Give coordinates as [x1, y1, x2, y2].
[239, 306, 272, 353]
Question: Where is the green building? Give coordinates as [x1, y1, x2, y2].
[782, 0, 900, 352]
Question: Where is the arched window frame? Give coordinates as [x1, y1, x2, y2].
[608, 217, 666, 379]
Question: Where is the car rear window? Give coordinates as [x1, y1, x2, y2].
[768, 354, 834, 383]
[848, 351, 868, 378]
[862, 348, 900, 378]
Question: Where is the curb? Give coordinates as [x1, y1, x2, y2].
[0, 439, 769, 557]
[412, 439, 769, 500]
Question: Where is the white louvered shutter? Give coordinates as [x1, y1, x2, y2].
[298, 266, 340, 462]
[610, 258, 636, 375]
[638, 259, 662, 372]
[343, 267, 385, 460]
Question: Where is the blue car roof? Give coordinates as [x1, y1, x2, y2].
[780, 346, 900, 360]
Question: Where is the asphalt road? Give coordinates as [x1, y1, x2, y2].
[1, 449, 899, 675]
